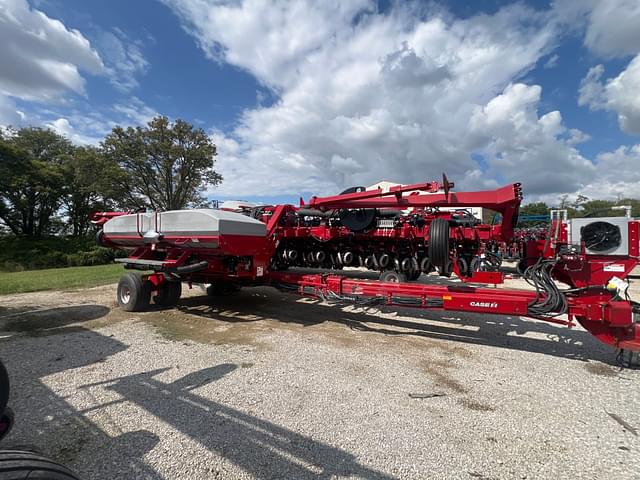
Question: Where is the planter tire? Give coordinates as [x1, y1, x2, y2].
[379, 270, 408, 283]
[117, 273, 152, 312]
[429, 218, 450, 276]
[153, 281, 182, 307]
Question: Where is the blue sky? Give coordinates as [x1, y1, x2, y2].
[1, 0, 640, 205]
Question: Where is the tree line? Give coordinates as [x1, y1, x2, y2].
[2, 114, 637, 239]
[0, 116, 221, 238]
[520, 195, 640, 223]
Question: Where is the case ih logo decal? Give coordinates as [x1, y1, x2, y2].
[470, 301, 498, 309]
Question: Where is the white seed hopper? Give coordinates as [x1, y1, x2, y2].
[102, 209, 266, 248]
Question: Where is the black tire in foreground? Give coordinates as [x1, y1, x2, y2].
[0, 360, 11, 443]
[0, 408, 13, 443]
[153, 281, 182, 307]
[0, 450, 82, 480]
[379, 270, 408, 283]
[117, 272, 152, 312]
[0, 361, 8, 418]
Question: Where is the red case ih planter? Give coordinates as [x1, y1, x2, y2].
[92, 178, 640, 366]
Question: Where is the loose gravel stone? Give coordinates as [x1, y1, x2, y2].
[0, 271, 638, 479]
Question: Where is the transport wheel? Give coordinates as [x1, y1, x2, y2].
[429, 218, 450, 276]
[408, 269, 421, 281]
[117, 273, 152, 312]
[153, 281, 182, 307]
[380, 270, 408, 283]
[0, 450, 83, 479]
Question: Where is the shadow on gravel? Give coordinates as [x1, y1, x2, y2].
[177, 287, 615, 365]
[1, 317, 160, 479]
[83, 364, 395, 480]
[1, 306, 395, 479]
[0, 305, 110, 335]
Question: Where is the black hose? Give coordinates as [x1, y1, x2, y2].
[175, 261, 209, 275]
[297, 208, 331, 217]
[523, 259, 567, 316]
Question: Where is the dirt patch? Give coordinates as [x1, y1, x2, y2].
[137, 307, 271, 349]
[421, 358, 495, 412]
[423, 359, 467, 394]
[460, 398, 495, 412]
[584, 362, 619, 377]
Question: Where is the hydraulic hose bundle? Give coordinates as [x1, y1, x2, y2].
[523, 259, 567, 316]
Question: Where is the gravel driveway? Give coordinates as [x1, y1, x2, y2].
[0, 271, 639, 479]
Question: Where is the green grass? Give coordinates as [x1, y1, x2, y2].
[0, 263, 127, 294]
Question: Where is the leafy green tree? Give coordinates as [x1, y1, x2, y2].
[579, 199, 617, 217]
[61, 146, 115, 237]
[619, 198, 640, 217]
[0, 128, 71, 237]
[102, 116, 221, 210]
[519, 202, 550, 217]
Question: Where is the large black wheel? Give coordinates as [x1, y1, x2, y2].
[429, 218, 450, 276]
[0, 361, 8, 418]
[153, 281, 182, 307]
[380, 270, 408, 283]
[0, 450, 82, 479]
[0, 360, 11, 443]
[0, 408, 14, 443]
[117, 273, 152, 312]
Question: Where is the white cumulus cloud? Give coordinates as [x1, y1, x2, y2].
[470, 83, 595, 195]
[45, 117, 102, 145]
[0, 0, 104, 101]
[166, 0, 577, 198]
[553, 0, 640, 59]
[583, 0, 640, 59]
[579, 55, 640, 135]
[581, 144, 640, 200]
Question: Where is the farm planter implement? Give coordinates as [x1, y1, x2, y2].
[92, 178, 640, 365]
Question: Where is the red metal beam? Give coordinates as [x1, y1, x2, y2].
[268, 271, 640, 352]
[303, 180, 443, 208]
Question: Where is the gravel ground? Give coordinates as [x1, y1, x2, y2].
[0, 269, 639, 479]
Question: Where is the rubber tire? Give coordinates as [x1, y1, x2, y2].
[95, 229, 106, 247]
[0, 361, 8, 418]
[0, 408, 14, 443]
[429, 218, 450, 276]
[0, 450, 82, 479]
[380, 270, 408, 283]
[408, 269, 421, 281]
[470, 257, 482, 272]
[117, 273, 152, 312]
[153, 281, 182, 307]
